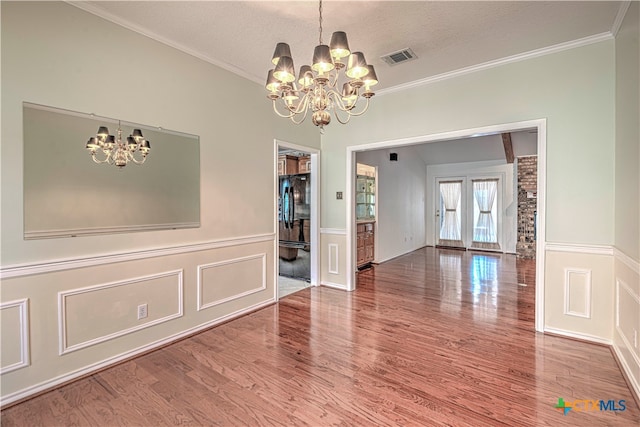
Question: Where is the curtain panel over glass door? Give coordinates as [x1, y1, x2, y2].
[438, 180, 464, 248]
[472, 179, 500, 250]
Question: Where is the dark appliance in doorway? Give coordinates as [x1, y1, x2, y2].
[278, 173, 311, 280]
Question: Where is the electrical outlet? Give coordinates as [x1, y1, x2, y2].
[336, 191, 343, 200]
[137, 303, 148, 320]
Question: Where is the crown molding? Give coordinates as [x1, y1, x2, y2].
[66, 1, 263, 85]
[67, 1, 616, 96]
[377, 32, 614, 96]
[611, 1, 632, 37]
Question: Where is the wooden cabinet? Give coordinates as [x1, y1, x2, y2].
[278, 155, 299, 175]
[298, 156, 311, 173]
[357, 221, 375, 268]
[278, 155, 310, 175]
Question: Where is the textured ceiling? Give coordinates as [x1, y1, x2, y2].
[70, 1, 618, 164]
[74, 1, 624, 92]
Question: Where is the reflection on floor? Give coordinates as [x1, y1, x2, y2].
[278, 249, 311, 298]
[278, 275, 310, 298]
[278, 248, 311, 279]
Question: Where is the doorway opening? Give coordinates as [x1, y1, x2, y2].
[346, 119, 546, 332]
[275, 140, 320, 299]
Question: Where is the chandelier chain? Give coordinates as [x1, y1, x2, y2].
[318, 0, 323, 45]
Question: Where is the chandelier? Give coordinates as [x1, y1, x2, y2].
[85, 122, 151, 168]
[265, 0, 378, 129]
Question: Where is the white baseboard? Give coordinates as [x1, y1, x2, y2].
[321, 281, 348, 291]
[0, 298, 275, 407]
[544, 327, 612, 346]
[612, 342, 640, 402]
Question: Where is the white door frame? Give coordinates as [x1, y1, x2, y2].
[346, 119, 546, 332]
[274, 139, 320, 299]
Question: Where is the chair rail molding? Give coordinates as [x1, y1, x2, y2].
[1, 233, 274, 279]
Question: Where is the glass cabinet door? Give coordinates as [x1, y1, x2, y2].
[356, 175, 375, 220]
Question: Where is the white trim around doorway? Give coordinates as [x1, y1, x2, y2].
[274, 140, 320, 300]
[346, 118, 547, 332]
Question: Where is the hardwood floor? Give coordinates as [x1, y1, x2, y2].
[2, 247, 638, 426]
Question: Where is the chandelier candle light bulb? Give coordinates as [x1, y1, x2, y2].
[266, 0, 378, 129]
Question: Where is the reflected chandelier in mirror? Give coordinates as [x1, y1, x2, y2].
[86, 122, 151, 168]
[23, 102, 201, 239]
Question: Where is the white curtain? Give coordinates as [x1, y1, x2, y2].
[439, 181, 462, 241]
[473, 180, 498, 243]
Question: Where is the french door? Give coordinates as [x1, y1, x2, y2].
[437, 180, 464, 247]
[437, 177, 501, 250]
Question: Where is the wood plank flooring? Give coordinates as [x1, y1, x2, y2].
[2, 247, 638, 426]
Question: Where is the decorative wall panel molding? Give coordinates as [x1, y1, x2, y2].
[563, 268, 592, 318]
[546, 242, 614, 256]
[615, 279, 640, 364]
[614, 247, 640, 274]
[328, 244, 339, 275]
[197, 254, 267, 311]
[58, 270, 183, 354]
[1, 298, 273, 407]
[0, 299, 30, 374]
[1, 233, 274, 279]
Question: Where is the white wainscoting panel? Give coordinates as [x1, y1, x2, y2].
[328, 244, 339, 275]
[0, 299, 30, 374]
[1, 298, 274, 407]
[197, 253, 267, 311]
[58, 270, 183, 354]
[563, 268, 592, 319]
[616, 279, 640, 363]
[1, 233, 274, 279]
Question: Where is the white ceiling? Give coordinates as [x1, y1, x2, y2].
[74, 1, 625, 92]
[357, 130, 537, 166]
[71, 1, 617, 165]
[411, 130, 537, 165]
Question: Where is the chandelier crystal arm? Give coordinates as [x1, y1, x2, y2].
[129, 154, 148, 165]
[90, 151, 112, 164]
[289, 97, 311, 125]
[327, 92, 353, 124]
[329, 90, 371, 117]
[272, 99, 301, 118]
[272, 101, 296, 118]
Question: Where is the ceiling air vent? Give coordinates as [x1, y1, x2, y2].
[381, 48, 417, 66]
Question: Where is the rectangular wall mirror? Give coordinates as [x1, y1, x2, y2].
[23, 102, 200, 239]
